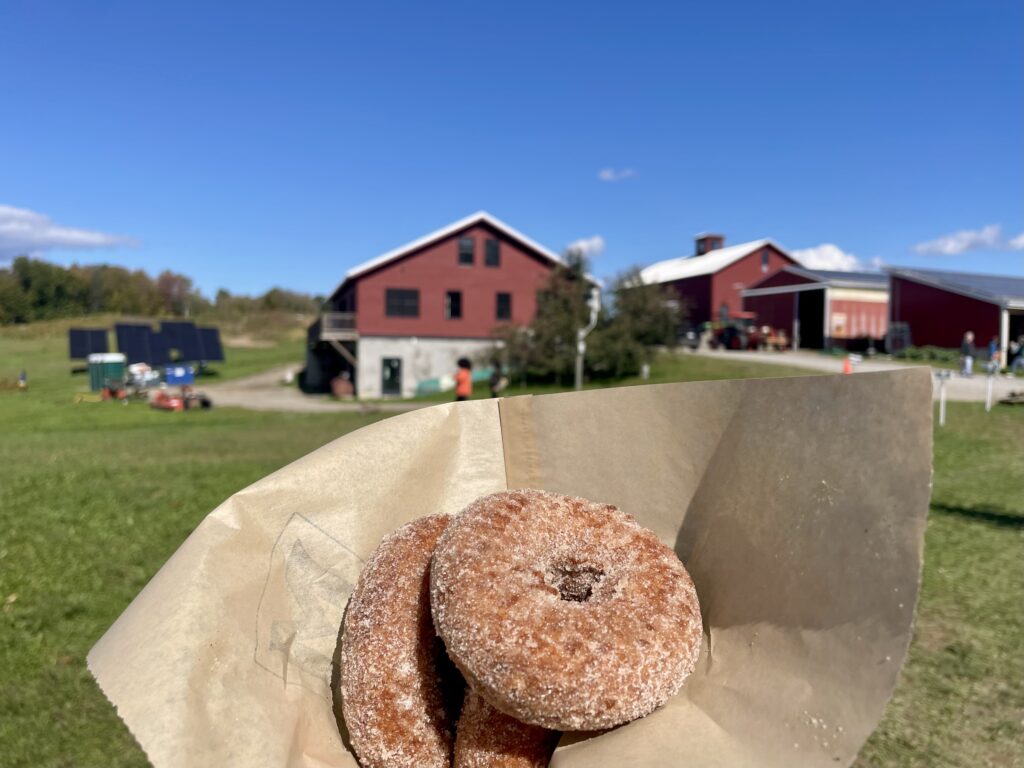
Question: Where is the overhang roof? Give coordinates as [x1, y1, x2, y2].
[329, 211, 567, 300]
[640, 239, 787, 284]
[742, 265, 890, 298]
[887, 266, 1024, 309]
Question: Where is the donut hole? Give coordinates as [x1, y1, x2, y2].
[545, 563, 605, 602]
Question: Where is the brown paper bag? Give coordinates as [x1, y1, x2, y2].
[89, 369, 932, 768]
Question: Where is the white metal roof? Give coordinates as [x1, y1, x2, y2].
[330, 211, 565, 298]
[640, 238, 783, 284]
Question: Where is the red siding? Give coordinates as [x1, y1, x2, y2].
[890, 276, 999, 348]
[743, 292, 796, 331]
[665, 275, 712, 325]
[353, 223, 554, 338]
[711, 245, 798, 321]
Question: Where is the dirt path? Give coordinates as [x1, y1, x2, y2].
[198, 366, 427, 413]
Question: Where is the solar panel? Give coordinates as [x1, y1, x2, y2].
[148, 331, 172, 367]
[161, 321, 195, 350]
[69, 328, 109, 359]
[197, 327, 225, 361]
[115, 323, 154, 365]
[161, 320, 202, 362]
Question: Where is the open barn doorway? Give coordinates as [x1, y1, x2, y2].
[796, 289, 826, 349]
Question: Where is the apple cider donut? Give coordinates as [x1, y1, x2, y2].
[454, 689, 559, 768]
[341, 515, 456, 768]
[431, 490, 702, 731]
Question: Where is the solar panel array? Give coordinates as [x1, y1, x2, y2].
[106, 322, 224, 366]
[68, 328, 109, 359]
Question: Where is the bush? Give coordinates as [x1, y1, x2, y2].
[896, 345, 960, 364]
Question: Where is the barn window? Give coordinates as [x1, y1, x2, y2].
[385, 288, 420, 317]
[445, 291, 462, 320]
[761, 248, 770, 272]
[496, 292, 512, 321]
[485, 238, 500, 267]
[458, 237, 474, 265]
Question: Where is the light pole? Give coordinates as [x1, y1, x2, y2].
[575, 286, 601, 391]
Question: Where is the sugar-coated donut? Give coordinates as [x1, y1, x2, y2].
[454, 689, 559, 768]
[341, 515, 457, 768]
[431, 490, 702, 731]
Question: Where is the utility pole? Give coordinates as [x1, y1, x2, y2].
[575, 286, 601, 391]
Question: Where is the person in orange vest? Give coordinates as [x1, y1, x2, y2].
[454, 357, 473, 401]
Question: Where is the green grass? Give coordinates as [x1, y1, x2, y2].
[1, 327, 1022, 767]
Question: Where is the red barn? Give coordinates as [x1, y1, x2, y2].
[305, 212, 567, 397]
[639, 234, 798, 324]
[888, 267, 1024, 365]
[742, 266, 889, 350]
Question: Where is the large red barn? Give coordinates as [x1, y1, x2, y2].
[639, 234, 798, 324]
[888, 267, 1024, 365]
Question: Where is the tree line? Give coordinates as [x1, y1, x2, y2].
[0, 255, 321, 325]
[493, 250, 686, 384]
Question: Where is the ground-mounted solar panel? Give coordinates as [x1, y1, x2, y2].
[197, 327, 225, 361]
[161, 320, 202, 362]
[115, 323, 154, 365]
[69, 328, 109, 359]
[148, 331, 172, 367]
[161, 321, 196, 351]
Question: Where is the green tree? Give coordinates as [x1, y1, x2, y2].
[528, 248, 593, 383]
[0, 269, 31, 323]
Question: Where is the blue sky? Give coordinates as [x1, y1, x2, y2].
[1, 1, 1021, 296]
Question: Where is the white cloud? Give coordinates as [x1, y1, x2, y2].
[597, 168, 636, 182]
[1008, 232, 1024, 251]
[0, 204, 137, 263]
[565, 234, 605, 258]
[791, 243, 866, 271]
[913, 224, 1001, 255]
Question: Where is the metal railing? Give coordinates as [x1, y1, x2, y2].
[319, 312, 357, 339]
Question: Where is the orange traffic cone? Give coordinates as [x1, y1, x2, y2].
[843, 356, 853, 375]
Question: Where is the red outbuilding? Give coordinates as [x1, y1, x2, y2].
[742, 266, 889, 350]
[888, 267, 1024, 365]
[639, 234, 798, 324]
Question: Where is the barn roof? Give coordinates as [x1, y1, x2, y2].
[640, 239, 787, 284]
[888, 266, 1024, 309]
[330, 211, 565, 299]
[781, 265, 888, 289]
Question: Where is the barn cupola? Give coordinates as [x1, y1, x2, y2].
[694, 233, 725, 256]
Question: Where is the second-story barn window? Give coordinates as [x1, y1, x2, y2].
[458, 237, 474, 266]
[385, 288, 420, 317]
[445, 291, 462, 320]
[761, 248, 770, 273]
[485, 238, 500, 267]
[496, 292, 512, 321]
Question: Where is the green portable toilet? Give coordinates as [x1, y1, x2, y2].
[87, 353, 127, 392]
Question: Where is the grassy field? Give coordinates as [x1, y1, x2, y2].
[1, 326, 1022, 767]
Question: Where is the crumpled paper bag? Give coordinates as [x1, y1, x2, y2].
[89, 369, 932, 767]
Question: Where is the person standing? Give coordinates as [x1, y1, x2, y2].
[488, 359, 507, 398]
[454, 357, 472, 402]
[960, 331, 975, 376]
[1009, 336, 1024, 377]
[988, 336, 1000, 371]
